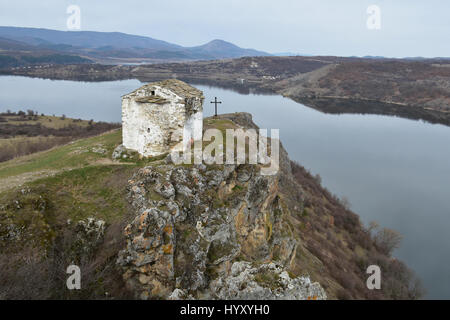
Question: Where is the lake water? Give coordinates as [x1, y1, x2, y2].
[1, 76, 450, 299]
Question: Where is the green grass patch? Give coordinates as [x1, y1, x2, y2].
[0, 164, 136, 250]
[27, 164, 136, 223]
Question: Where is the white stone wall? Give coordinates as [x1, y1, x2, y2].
[122, 85, 203, 157]
[182, 99, 203, 151]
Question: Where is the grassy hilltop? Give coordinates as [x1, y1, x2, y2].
[0, 116, 423, 300]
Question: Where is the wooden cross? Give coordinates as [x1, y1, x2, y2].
[210, 97, 222, 117]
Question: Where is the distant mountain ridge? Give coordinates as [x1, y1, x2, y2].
[0, 26, 271, 63]
[188, 39, 269, 59]
[0, 26, 182, 50]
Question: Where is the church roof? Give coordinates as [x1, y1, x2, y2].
[123, 79, 203, 100]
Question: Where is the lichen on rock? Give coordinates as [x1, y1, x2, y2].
[116, 116, 326, 300]
[210, 261, 326, 300]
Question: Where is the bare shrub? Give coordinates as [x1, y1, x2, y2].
[289, 159, 424, 299]
[0, 220, 132, 300]
[374, 228, 403, 256]
[336, 289, 352, 300]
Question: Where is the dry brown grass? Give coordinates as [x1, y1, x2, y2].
[0, 112, 120, 163]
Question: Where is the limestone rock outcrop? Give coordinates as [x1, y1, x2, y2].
[116, 114, 326, 300]
[210, 261, 326, 300]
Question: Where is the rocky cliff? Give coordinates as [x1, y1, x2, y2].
[112, 113, 422, 300]
[0, 113, 422, 300]
[116, 113, 326, 300]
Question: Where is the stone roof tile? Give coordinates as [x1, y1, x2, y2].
[124, 79, 203, 99]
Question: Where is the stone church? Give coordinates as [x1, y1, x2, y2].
[122, 79, 204, 157]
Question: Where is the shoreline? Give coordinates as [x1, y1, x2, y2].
[2, 69, 450, 128]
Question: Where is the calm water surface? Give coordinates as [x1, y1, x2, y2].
[1, 76, 450, 299]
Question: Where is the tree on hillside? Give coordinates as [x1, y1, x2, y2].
[374, 227, 403, 256]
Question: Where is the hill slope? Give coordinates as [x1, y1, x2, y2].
[0, 113, 422, 300]
[188, 39, 271, 59]
[0, 35, 92, 69]
[0, 26, 182, 50]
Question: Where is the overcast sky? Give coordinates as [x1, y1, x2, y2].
[0, 0, 449, 57]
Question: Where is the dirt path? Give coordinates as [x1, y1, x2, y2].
[0, 156, 136, 193]
[0, 169, 60, 193]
